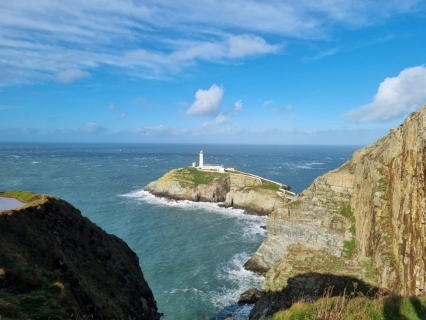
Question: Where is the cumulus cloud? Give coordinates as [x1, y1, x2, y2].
[344, 66, 426, 122]
[202, 100, 243, 127]
[186, 84, 223, 116]
[82, 122, 107, 134]
[229, 100, 243, 117]
[57, 68, 91, 84]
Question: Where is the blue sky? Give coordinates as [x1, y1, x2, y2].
[1, 0, 426, 145]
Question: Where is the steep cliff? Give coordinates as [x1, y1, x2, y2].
[0, 191, 161, 320]
[247, 106, 426, 318]
[144, 167, 292, 215]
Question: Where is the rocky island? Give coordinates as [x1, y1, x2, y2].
[144, 165, 295, 216]
[0, 191, 161, 319]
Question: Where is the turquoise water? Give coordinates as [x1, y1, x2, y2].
[0, 143, 360, 319]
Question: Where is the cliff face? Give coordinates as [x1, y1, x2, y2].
[248, 106, 426, 307]
[0, 191, 161, 319]
[351, 108, 426, 296]
[144, 167, 290, 215]
[244, 166, 355, 275]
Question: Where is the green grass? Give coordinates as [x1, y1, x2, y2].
[343, 239, 356, 258]
[0, 190, 42, 203]
[173, 167, 228, 187]
[340, 204, 354, 219]
[0, 265, 71, 319]
[267, 293, 426, 320]
[260, 180, 281, 191]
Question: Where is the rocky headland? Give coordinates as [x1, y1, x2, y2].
[0, 191, 161, 319]
[144, 167, 295, 216]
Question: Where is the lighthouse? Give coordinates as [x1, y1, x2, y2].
[199, 150, 204, 168]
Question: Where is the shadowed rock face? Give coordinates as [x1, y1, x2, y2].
[247, 106, 426, 303]
[0, 193, 161, 319]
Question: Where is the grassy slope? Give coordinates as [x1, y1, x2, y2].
[173, 167, 229, 187]
[267, 294, 426, 320]
[0, 191, 159, 320]
[172, 167, 282, 192]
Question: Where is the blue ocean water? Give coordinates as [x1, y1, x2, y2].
[0, 143, 360, 319]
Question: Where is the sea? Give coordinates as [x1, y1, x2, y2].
[0, 143, 360, 319]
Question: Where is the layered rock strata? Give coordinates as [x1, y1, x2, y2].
[0, 191, 161, 319]
[244, 166, 355, 274]
[248, 105, 426, 317]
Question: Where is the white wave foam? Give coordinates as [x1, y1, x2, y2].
[306, 161, 324, 165]
[168, 288, 202, 294]
[121, 190, 267, 223]
[206, 252, 264, 310]
[296, 165, 313, 169]
[31, 161, 40, 164]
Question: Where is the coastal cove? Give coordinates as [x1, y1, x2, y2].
[0, 143, 359, 319]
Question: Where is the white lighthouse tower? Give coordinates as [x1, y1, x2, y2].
[199, 150, 204, 168]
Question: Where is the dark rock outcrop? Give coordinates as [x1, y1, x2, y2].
[238, 288, 262, 304]
[0, 191, 161, 319]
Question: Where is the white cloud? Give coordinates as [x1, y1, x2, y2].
[82, 122, 107, 134]
[118, 113, 126, 120]
[169, 35, 281, 62]
[130, 125, 188, 137]
[0, 0, 421, 84]
[57, 68, 90, 83]
[227, 35, 280, 58]
[109, 103, 116, 112]
[344, 66, 426, 122]
[186, 84, 223, 116]
[202, 100, 243, 127]
[262, 100, 274, 107]
[230, 100, 243, 116]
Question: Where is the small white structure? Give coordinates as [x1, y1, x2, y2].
[203, 164, 225, 173]
[199, 150, 204, 168]
[195, 150, 225, 172]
